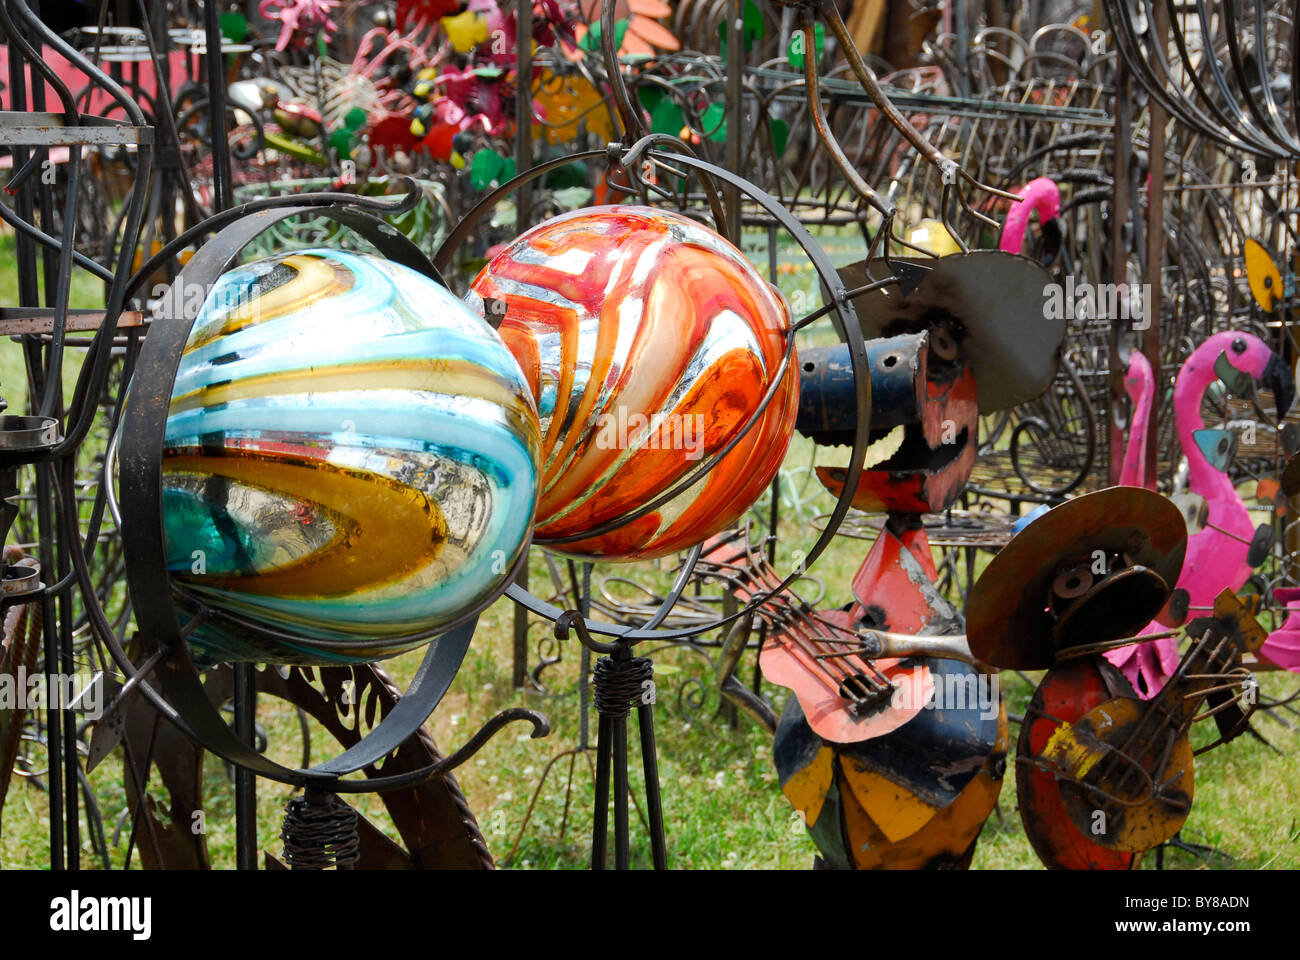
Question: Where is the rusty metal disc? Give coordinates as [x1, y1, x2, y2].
[966, 486, 1187, 670]
[837, 251, 1062, 413]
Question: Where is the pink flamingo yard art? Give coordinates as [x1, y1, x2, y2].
[999, 176, 1061, 261]
[1107, 331, 1295, 695]
[1263, 589, 1300, 670]
[1118, 350, 1154, 487]
[1261, 451, 1300, 670]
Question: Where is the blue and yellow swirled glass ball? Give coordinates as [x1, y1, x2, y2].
[160, 248, 540, 664]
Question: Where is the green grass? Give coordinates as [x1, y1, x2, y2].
[1, 228, 1299, 870]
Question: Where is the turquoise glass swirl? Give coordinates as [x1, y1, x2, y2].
[159, 248, 540, 664]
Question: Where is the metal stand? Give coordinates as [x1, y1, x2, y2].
[280, 789, 360, 870]
[589, 649, 667, 870]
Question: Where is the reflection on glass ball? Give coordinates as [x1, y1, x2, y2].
[468, 205, 798, 561]
[160, 248, 540, 664]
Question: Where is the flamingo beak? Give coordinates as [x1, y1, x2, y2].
[1264, 351, 1296, 420]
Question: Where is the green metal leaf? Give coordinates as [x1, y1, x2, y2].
[544, 159, 589, 189]
[581, 18, 629, 52]
[328, 127, 353, 157]
[701, 102, 726, 142]
[651, 98, 684, 136]
[718, 0, 764, 56]
[787, 21, 824, 70]
[219, 12, 248, 43]
[770, 117, 789, 156]
[470, 149, 506, 190]
[638, 85, 664, 113]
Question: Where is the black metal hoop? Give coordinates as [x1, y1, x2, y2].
[118, 201, 542, 790]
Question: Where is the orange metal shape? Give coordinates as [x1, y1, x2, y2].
[1017, 656, 1140, 870]
[849, 525, 941, 632]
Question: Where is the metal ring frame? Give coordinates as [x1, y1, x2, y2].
[115, 200, 545, 791]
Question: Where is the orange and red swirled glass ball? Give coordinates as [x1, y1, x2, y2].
[468, 205, 799, 561]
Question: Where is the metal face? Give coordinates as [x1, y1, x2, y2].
[838, 251, 1063, 413]
[966, 486, 1188, 670]
[815, 361, 978, 514]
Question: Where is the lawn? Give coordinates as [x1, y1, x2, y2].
[1, 230, 1298, 870]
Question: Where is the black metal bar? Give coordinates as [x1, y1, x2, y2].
[1143, 2, 1166, 490]
[57, 463, 79, 869]
[202, 0, 232, 213]
[36, 468, 64, 870]
[233, 662, 258, 869]
[591, 714, 612, 869]
[203, 17, 252, 855]
[512, 562, 529, 688]
[636, 702, 668, 869]
[613, 712, 630, 870]
[515, 0, 533, 232]
[579, 562, 592, 748]
[724, 0, 744, 241]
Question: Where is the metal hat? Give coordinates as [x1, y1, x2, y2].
[838, 251, 1064, 413]
[965, 486, 1187, 670]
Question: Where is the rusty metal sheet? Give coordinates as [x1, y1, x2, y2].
[838, 701, 1006, 869]
[0, 599, 40, 821]
[838, 657, 1001, 810]
[1050, 697, 1196, 852]
[1282, 450, 1300, 496]
[838, 251, 1062, 413]
[849, 525, 957, 634]
[0, 308, 146, 336]
[0, 111, 154, 147]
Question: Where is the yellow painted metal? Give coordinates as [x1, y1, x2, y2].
[838, 703, 1007, 868]
[905, 219, 962, 257]
[1040, 716, 1107, 780]
[1214, 588, 1268, 654]
[781, 745, 834, 829]
[1051, 697, 1195, 852]
[1245, 238, 1283, 312]
[840, 762, 938, 843]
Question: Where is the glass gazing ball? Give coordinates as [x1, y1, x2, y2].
[159, 248, 540, 664]
[467, 205, 798, 561]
